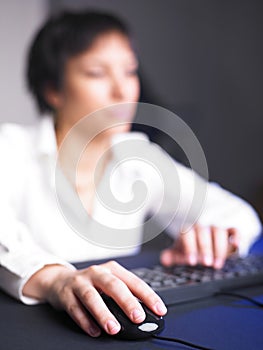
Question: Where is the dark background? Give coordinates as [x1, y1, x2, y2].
[49, 0, 263, 220]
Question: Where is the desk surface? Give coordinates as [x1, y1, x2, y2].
[1, 236, 263, 350]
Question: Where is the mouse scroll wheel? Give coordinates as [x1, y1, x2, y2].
[138, 323, 159, 332]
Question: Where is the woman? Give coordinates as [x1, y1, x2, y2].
[0, 11, 261, 338]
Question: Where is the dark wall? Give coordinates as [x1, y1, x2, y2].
[48, 0, 263, 219]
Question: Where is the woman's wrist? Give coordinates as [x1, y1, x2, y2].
[23, 264, 74, 301]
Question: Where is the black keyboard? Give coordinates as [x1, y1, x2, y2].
[132, 254, 263, 305]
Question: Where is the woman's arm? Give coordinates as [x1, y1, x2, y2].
[22, 260, 167, 337]
[0, 202, 167, 337]
[145, 143, 262, 267]
[160, 173, 262, 268]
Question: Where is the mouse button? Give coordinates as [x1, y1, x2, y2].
[138, 322, 159, 332]
[143, 312, 165, 334]
[118, 324, 153, 340]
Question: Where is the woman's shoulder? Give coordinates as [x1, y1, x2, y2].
[0, 117, 53, 159]
[0, 122, 29, 152]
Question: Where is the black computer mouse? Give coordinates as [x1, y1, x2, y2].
[101, 294, 165, 340]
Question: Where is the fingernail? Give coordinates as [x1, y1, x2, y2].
[106, 320, 121, 334]
[204, 255, 213, 266]
[132, 309, 145, 323]
[154, 301, 167, 315]
[89, 326, 101, 337]
[189, 255, 197, 265]
[214, 258, 223, 269]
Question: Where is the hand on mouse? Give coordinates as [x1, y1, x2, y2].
[22, 260, 167, 338]
[160, 224, 239, 269]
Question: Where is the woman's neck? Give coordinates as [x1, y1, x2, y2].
[55, 118, 113, 215]
[55, 118, 112, 168]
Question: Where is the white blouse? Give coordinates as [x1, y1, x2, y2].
[0, 117, 261, 304]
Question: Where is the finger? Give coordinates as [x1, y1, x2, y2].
[212, 227, 229, 269]
[160, 229, 199, 266]
[179, 227, 199, 265]
[72, 278, 121, 335]
[104, 261, 167, 317]
[196, 226, 214, 266]
[91, 269, 146, 324]
[62, 290, 101, 337]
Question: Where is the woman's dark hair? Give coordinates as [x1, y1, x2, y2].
[26, 11, 133, 114]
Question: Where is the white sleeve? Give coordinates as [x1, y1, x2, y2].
[147, 143, 262, 256]
[0, 125, 75, 305]
[0, 205, 76, 305]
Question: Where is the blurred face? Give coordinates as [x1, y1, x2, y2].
[51, 31, 140, 136]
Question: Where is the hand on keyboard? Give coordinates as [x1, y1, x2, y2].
[132, 254, 263, 305]
[160, 225, 239, 269]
